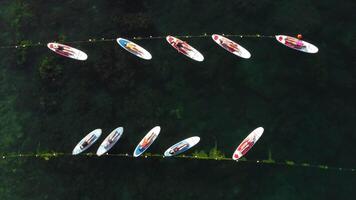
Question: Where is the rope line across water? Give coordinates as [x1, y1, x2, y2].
[0, 33, 275, 49]
[1, 152, 355, 173]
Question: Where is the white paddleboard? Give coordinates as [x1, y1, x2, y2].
[133, 126, 161, 157]
[72, 129, 102, 155]
[117, 38, 152, 60]
[232, 127, 264, 160]
[96, 127, 124, 156]
[275, 35, 318, 53]
[47, 42, 88, 61]
[166, 36, 204, 62]
[212, 34, 251, 59]
[164, 136, 200, 157]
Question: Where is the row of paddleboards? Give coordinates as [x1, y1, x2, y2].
[72, 126, 264, 161]
[47, 34, 319, 62]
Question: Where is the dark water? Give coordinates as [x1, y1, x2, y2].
[0, 0, 355, 199]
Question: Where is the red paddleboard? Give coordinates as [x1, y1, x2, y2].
[47, 42, 88, 61]
[232, 127, 264, 160]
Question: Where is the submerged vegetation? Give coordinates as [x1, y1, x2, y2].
[192, 146, 225, 160]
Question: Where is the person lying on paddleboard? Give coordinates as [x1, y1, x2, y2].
[139, 132, 156, 150]
[80, 135, 97, 149]
[57, 45, 64, 51]
[169, 143, 189, 155]
[124, 42, 144, 56]
[108, 132, 119, 143]
[171, 40, 192, 55]
[285, 37, 305, 49]
[104, 131, 119, 148]
[53, 43, 74, 57]
[219, 38, 240, 53]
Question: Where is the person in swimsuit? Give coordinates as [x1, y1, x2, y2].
[125, 42, 144, 56]
[172, 40, 191, 55]
[53, 44, 74, 57]
[219, 38, 239, 53]
[80, 135, 96, 150]
[169, 143, 189, 155]
[285, 37, 305, 49]
[139, 132, 156, 150]
[57, 45, 64, 51]
[104, 131, 119, 148]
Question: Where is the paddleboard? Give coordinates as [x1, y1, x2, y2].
[47, 42, 88, 60]
[166, 36, 204, 62]
[275, 35, 318, 53]
[232, 127, 264, 160]
[133, 126, 161, 157]
[116, 38, 152, 60]
[212, 34, 251, 59]
[72, 129, 102, 155]
[96, 127, 124, 156]
[164, 136, 200, 157]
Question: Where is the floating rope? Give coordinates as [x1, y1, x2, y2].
[1, 152, 354, 173]
[0, 33, 275, 49]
